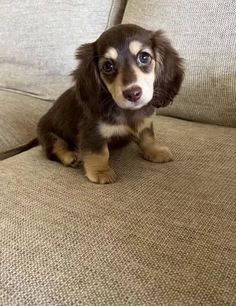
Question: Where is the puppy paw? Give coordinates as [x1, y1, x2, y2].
[62, 151, 81, 168]
[86, 167, 117, 184]
[143, 145, 173, 163]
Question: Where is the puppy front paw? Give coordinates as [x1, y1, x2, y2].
[143, 145, 173, 163]
[86, 167, 117, 184]
[62, 151, 81, 168]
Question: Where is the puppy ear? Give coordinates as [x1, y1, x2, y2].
[151, 31, 184, 108]
[72, 42, 101, 115]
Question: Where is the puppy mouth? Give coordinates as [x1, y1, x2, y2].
[103, 79, 155, 110]
[114, 88, 154, 110]
[114, 96, 153, 110]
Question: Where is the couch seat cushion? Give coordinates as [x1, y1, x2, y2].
[1, 116, 236, 305]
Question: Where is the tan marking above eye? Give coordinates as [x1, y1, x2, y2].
[129, 41, 143, 56]
[104, 47, 118, 60]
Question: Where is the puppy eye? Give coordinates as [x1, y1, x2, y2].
[102, 61, 114, 74]
[137, 52, 152, 65]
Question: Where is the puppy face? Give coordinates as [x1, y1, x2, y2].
[74, 24, 184, 111]
[97, 36, 156, 110]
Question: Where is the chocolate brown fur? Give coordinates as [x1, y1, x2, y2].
[17, 24, 184, 183]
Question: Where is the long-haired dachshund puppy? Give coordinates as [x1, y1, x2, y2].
[1, 24, 184, 183]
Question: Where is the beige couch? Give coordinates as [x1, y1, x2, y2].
[1, 1, 236, 305]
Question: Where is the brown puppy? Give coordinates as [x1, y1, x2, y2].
[2, 24, 184, 183]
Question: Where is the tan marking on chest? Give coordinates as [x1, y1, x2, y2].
[99, 122, 131, 139]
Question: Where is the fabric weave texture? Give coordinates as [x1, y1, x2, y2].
[1, 116, 236, 305]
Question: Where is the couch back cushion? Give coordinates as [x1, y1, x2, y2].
[123, 0, 236, 127]
[0, 0, 127, 100]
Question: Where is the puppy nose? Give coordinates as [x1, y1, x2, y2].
[123, 86, 142, 102]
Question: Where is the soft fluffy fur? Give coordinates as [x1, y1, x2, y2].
[2, 24, 184, 183]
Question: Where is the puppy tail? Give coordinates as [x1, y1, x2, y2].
[0, 138, 39, 161]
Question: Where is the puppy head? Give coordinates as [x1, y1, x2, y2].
[74, 24, 184, 111]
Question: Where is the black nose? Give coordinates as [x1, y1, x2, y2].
[123, 86, 142, 102]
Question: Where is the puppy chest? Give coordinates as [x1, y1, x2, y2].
[98, 122, 131, 139]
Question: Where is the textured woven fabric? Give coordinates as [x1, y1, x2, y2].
[123, 0, 236, 127]
[1, 116, 236, 305]
[0, 0, 127, 100]
[0, 91, 51, 152]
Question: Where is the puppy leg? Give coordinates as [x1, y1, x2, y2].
[38, 127, 80, 167]
[83, 145, 117, 184]
[52, 137, 80, 167]
[133, 120, 173, 163]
